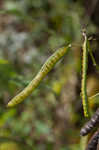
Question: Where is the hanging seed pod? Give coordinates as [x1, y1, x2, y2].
[85, 129, 99, 150]
[7, 44, 71, 107]
[80, 108, 99, 136]
[81, 30, 89, 117]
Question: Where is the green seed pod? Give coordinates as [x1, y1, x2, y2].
[7, 44, 71, 107]
[81, 31, 89, 117]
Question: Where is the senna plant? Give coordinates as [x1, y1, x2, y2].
[7, 31, 99, 119]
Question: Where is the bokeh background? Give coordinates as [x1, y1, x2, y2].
[0, 0, 99, 149]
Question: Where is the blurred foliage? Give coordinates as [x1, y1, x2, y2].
[0, 142, 21, 150]
[0, 0, 99, 150]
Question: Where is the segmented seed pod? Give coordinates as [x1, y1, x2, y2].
[85, 129, 99, 150]
[80, 108, 99, 136]
[7, 44, 71, 107]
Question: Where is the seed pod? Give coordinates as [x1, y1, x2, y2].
[80, 108, 99, 136]
[85, 129, 99, 150]
[81, 30, 89, 117]
[7, 44, 71, 107]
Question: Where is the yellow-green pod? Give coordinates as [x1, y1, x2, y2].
[7, 44, 71, 107]
[81, 31, 89, 117]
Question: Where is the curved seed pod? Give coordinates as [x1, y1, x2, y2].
[80, 108, 99, 136]
[85, 129, 99, 150]
[7, 44, 71, 107]
[81, 31, 89, 117]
